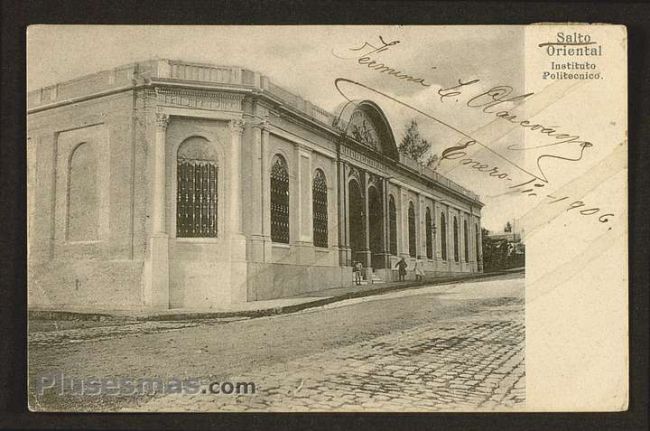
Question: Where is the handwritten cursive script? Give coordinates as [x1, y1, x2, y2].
[332, 77, 613, 224]
[332, 36, 432, 87]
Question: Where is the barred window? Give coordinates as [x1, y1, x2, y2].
[453, 216, 459, 262]
[425, 207, 433, 259]
[312, 169, 328, 247]
[408, 202, 416, 257]
[440, 212, 447, 260]
[271, 155, 290, 244]
[389, 196, 397, 255]
[176, 137, 218, 238]
[464, 220, 469, 262]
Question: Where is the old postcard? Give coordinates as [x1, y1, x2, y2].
[26, 24, 627, 412]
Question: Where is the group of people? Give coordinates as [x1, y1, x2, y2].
[352, 257, 425, 286]
[395, 257, 425, 281]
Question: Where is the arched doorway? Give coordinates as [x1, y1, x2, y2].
[368, 185, 385, 269]
[348, 179, 366, 264]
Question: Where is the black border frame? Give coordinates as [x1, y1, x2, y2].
[1, 1, 648, 430]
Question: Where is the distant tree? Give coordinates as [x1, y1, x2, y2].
[399, 120, 431, 164]
[504, 221, 512, 232]
[481, 225, 525, 272]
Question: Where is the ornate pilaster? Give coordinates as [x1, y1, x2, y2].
[294, 145, 315, 265]
[153, 112, 169, 234]
[260, 121, 271, 259]
[399, 188, 410, 259]
[459, 212, 465, 271]
[249, 119, 270, 263]
[446, 205, 452, 271]
[228, 119, 245, 236]
[476, 216, 484, 272]
[144, 112, 170, 310]
[431, 200, 438, 263]
[377, 177, 391, 270]
[337, 159, 351, 266]
[228, 118, 248, 304]
[416, 194, 424, 259]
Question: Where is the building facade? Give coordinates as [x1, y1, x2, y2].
[27, 59, 484, 311]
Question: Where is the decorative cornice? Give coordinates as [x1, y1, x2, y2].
[26, 58, 481, 207]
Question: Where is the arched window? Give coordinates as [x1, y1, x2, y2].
[312, 169, 328, 247]
[271, 155, 290, 243]
[453, 216, 459, 262]
[389, 196, 397, 255]
[425, 207, 433, 259]
[464, 219, 469, 262]
[408, 202, 416, 257]
[177, 137, 218, 238]
[68, 142, 98, 241]
[440, 212, 447, 260]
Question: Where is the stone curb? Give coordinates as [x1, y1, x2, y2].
[29, 269, 523, 322]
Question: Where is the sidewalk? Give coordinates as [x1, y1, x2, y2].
[29, 268, 524, 322]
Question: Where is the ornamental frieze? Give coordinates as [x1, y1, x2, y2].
[340, 145, 384, 172]
[155, 88, 244, 112]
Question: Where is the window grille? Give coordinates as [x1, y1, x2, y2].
[464, 220, 469, 262]
[271, 156, 290, 244]
[408, 202, 416, 257]
[177, 159, 218, 238]
[425, 208, 433, 259]
[312, 169, 328, 247]
[453, 216, 459, 262]
[440, 213, 447, 260]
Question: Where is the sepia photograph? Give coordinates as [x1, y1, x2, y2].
[26, 25, 627, 413]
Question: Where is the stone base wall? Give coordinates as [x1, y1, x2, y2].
[28, 260, 145, 311]
[247, 263, 352, 300]
[168, 238, 247, 309]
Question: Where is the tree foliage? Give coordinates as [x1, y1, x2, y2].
[481, 227, 525, 272]
[398, 120, 431, 163]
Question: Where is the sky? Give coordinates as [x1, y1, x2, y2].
[28, 25, 527, 232]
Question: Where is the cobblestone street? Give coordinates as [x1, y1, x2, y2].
[30, 273, 525, 412]
[134, 293, 524, 412]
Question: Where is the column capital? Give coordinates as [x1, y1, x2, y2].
[297, 144, 313, 156]
[251, 118, 270, 131]
[155, 112, 170, 131]
[230, 119, 245, 135]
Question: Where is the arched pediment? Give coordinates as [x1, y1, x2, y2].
[334, 100, 399, 159]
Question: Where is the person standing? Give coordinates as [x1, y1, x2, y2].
[414, 256, 424, 282]
[354, 261, 363, 286]
[395, 257, 408, 281]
